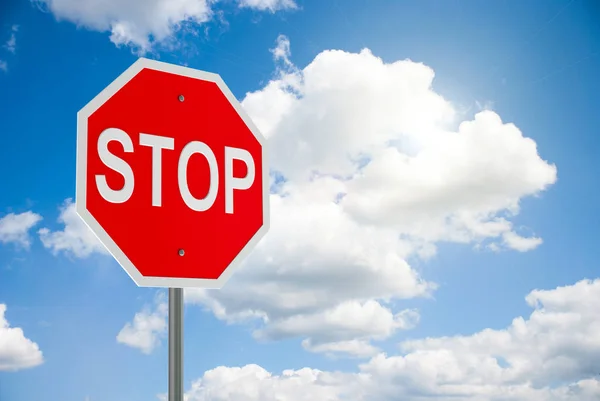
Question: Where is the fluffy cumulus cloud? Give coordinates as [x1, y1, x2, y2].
[183, 35, 556, 356]
[177, 278, 600, 401]
[0, 304, 44, 371]
[116, 293, 167, 354]
[33, 0, 296, 52]
[0, 210, 42, 248]
[38, 199, 108, 258]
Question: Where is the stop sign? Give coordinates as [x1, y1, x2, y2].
[76, 58, 270, 288]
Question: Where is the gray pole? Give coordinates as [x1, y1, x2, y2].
[169, 288, 184, 401]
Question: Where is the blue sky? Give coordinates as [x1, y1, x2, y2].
[1, 1, 600, 400]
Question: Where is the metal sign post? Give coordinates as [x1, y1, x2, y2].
[169, 288, 183, 401]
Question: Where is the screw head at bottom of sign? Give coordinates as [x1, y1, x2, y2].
[178, 249, 185, 256]
[178, 94, 185, 102]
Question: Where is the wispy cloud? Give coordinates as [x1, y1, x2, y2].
[0, 24, 18, 72]
[4, 25, 18, 54]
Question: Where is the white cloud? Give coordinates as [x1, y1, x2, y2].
[176, 278, 600, 400]
[0, 304, 44, 371]
[34, 0, 212, 52]
[38, 198, 108, 258]
[0, 211, 42, 248]
[181, 365, 353, 401]
[116, 293, 167, 354]
[185, 36, 556, 355]
[270, 34, 293, 67]
[3, 25, 18, 54]
[34, 0, 295, 52]
[0, 60, 7, 72]
[238, 0, 297, 12]
[502, 231, 543, 252]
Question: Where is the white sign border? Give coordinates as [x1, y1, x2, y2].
[76, 57, 270, 289]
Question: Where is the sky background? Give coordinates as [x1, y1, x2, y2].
[1, 1, 600, 400]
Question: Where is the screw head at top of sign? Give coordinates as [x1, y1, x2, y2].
[178, 249, 185, 256]
[178, 94, 185, 102]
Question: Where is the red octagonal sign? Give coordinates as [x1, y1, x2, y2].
[76, 58, 270, 288]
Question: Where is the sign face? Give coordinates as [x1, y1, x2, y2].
[76, 58, 270, 288]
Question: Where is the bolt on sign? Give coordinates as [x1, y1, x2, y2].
[76, 58, 270, 289]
